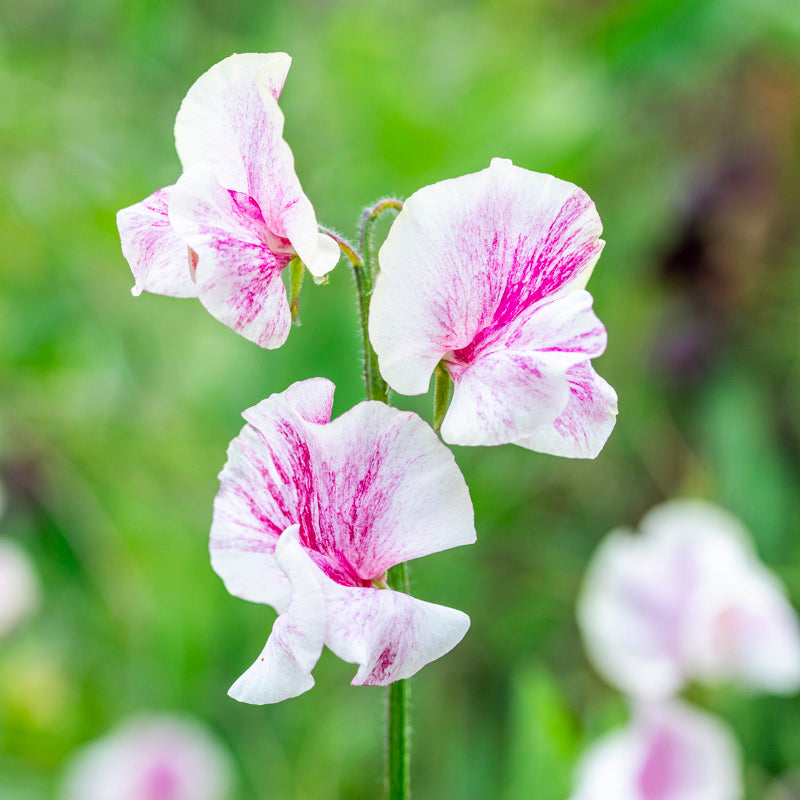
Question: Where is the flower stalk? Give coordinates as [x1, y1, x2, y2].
[332, 218, 410, 800]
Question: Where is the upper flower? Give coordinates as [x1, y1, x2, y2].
[210, 378, 476, 703]
[60, 715, 233, 800]
[569, 700, 742, 800]
[368, 157, 617, 457]
[578, 500, 800, 698]
[117, 53, 339, 349]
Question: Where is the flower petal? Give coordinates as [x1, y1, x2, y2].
[515, 362, 618, 457]
[0, 538, 39, 639]
[322, 578, 470, 685]
[209, 381, 336, 608]
[174, 53, 338, 280]
[228, 526, 325, 704]
[570, 701, 742, 800]
[174, 52, 292, 191]
[440, 289, 609, 448]
[578, 527, 691, 698]
[310, 400, 476, 577]
[170, 168, 292, 349]
[579, 500, 800, 697]
[441, 351, 570, 447]
[371, 157, 604, 396]
[213, 379, 474, 589]
[117, 187, 198, 298]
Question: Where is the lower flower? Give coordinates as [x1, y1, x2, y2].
[210, 378, 476, 703]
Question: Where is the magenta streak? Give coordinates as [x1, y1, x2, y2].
[450, 193, 600, 367]
[367, 644, 398, 683]
[637, 728, 682, 800]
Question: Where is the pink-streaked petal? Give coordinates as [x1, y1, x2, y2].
[440, 350, 569, 447]
[213, 379, 474, 589]
[209, 380, 335, 607]
[452, 289, 607, 365]
[174, 52, 292, 191]
[516, 362, 618, 458]
[321, 578, 470, 686]
[211, 385, 325, 608]
[570, 701, 742, 800]
[170, 168, 292, 349]
[310, 400, 476, 577]
[242, 92, 337, 279]
[371, 157, 604, 395]
[117, 187, 198, 298]
[228, 526, 325, 704]
[440, 289, 610, 449]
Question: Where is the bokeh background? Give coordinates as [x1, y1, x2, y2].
[2, 0, 800, 797]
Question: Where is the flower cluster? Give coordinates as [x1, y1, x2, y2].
[570, 500, 800, 800]
[119, 52, 618, 705]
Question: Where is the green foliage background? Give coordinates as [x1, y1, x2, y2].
[1, 0, 800, 797]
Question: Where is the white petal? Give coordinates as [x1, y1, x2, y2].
[174, 52, 292, 190]
[117, 187, 198, 298]
[0, 538, 39, 639]
[578, 527, 691, 698]
[228, 526, 325, 704]
[322, 578, 470, 685]
[440, 349, 571, 447]
[370, 157, 604, 396]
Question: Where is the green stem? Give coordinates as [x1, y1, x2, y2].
[386, 561, 410, 800]
[387, 678, 410, 800]
[321, 228, 387, 402]
[360, 198, 403, 279]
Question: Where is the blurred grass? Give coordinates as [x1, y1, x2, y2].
[1, 0, 800, 797]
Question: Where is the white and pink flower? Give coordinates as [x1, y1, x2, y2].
[0, 537, 39, 639]
[211, 378, 476, 703]
[578, 500, 800, 698]
[369, 157, 617, 457]
[60, 715, 233, 800]
[117, 53, 338, 349]
[570, 701, 742, 800]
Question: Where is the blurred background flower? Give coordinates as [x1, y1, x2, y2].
[0, 536, 40, 640]
[1, 0, 799, 797]
[60, 715, 233, 800]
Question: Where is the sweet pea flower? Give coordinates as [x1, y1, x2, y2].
[578, 500, 800, 698]
[570, 701, 742, 800]
[117, 53, 338, 348]
[211, 378, 476, 703]
[369, 157, 617, 457]
[0, 538, 40, 639]
[61, 715, 232, 800]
